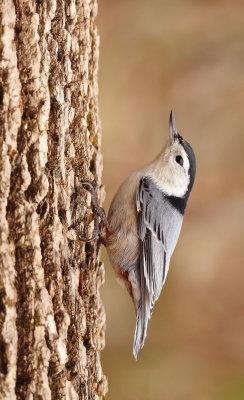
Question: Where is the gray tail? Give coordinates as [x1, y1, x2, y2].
[133, 301, 150, 360]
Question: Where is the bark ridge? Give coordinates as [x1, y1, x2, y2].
[0, 0, 107, 399]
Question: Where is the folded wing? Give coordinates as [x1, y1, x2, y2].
[133, 176, 183, 359]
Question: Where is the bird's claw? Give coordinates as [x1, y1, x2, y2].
[78, 180, 107, 243]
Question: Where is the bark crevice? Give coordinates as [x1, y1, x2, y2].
[0, 0, 107, 399]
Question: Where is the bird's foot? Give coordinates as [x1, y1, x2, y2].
[78, 180, 107, 244]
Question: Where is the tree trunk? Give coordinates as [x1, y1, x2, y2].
[0, 0, 107, 399]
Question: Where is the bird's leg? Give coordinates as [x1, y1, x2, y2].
[78, 181, 108, 244]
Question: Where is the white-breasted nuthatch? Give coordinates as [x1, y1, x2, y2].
[106, 111, 196, 359]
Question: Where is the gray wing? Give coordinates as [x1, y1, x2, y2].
[133, 176, 183, 359]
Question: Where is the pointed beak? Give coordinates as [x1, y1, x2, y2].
[169, 110, 177, 145]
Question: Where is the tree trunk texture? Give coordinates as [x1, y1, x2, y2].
[0, 0, 107, 399]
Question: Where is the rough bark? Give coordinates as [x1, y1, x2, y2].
[0, 0, 107, 399]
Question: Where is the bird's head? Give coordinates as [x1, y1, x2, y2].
[153, 111, 196, 199]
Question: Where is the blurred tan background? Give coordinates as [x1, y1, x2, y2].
[97, 1, 244, 399]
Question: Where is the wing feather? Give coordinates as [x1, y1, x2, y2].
[133, 176, 183, 359]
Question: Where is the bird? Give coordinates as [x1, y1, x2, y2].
[105, 111, 196, 359]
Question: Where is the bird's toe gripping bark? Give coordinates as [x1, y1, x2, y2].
[78, 181, 107, 244]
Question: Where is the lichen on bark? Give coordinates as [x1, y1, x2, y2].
[0, 0, 107, 399]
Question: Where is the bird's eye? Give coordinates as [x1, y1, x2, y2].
[175, 155, 183, 166]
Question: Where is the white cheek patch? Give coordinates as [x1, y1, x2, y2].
[181, 150, 190, 174]
[149, 144, 190, 197]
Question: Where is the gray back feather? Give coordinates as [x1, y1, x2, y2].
[133, 176, 183, 359]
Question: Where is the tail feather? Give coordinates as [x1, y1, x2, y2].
[133, 301, 150, 359]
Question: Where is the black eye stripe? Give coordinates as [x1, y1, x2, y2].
[175, 155, 183, 166]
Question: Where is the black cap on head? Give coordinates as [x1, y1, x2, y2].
[181, 139, 196, 196]
[169, 109, 196, 200]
